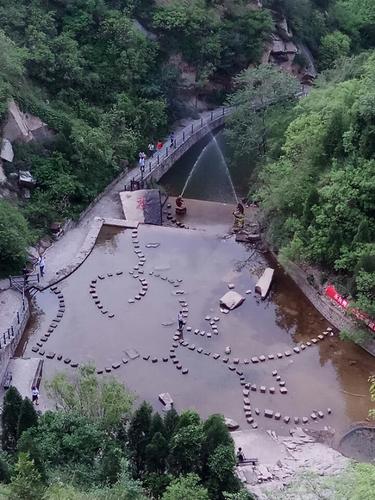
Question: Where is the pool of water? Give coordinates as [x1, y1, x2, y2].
[21, 220, 374, 436]
[160, 129, 250, 202]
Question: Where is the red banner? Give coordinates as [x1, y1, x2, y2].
[325, 285, 375, 333]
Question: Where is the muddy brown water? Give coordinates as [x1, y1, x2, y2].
[19, 205, 374, 444]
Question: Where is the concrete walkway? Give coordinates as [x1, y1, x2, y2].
[0, 107, 229, 331]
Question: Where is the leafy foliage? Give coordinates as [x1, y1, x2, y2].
[45, 364, 134, 430]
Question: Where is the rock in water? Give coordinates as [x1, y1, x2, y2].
[219, 291, 245, 310]
[224, 417, 239, 430]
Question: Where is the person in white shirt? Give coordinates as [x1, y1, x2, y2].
[38, 255, 46, 277]
[31, 386, 39, 405]
[178, 311, 184, 331]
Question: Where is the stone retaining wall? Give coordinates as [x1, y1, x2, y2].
[0, 299, 29, 385]
[283, 260, 356, 332]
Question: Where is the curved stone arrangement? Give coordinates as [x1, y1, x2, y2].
[31, 226, 336, 428]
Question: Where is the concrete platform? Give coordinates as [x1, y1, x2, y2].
[119, 189, 162, 225]
[7, 357, 43, 399]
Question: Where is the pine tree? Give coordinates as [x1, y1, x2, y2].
[146, 431, 169, 473]
[163, 408, 179, 441]
[127, 401, 153, 474]
[17, 398, 38, 439]
[9, 452, 44, 500]
[150, 412, 165, 437]
[2, 387, 23, 452]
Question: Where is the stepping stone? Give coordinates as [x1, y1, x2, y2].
[213, 353, 220, 359]
[105, 367, 112, 373]
[222, 357, 229, 363]
[31, 346, 39, 353]
[279, 381, 286, 387]
[274, 412, 281, 420]
[64, 358, 71, 364]
[302, 417, 309, 424]
[294, 417, 299, 424]
[48, 328, 54, 334]
[128, 299, 135, 304]
[245, 290, 251, 294]
[143, 355, 150, 361]
[98, 276, 105, 280]
[318, 411, 324, 418]
[247, 417, 254, 424]
[116, 271, 123, 275]
[284, 416, 290, 424]
[162, 357, 168, 362]
[251, 357, 259, 363]
[194, 329, 200, 334]
[46, 352, 55, 359]
[276, 375, 281, 381]
[284, 351, 291, 357]
[54, 318, 61, 322]
[260, 386, 266, 393]
[244, 383, 250, 389]
[176, 364, 182, 370]
[243, 398, 251, 405]
[318, 334, 324, 340]
[107, 273, 113, 277]
[58, 309, 65, 314]
[255, 408, 260, 415]
[251, 384, 257, 391]
[252, 423, 258, 429]
[200, 331, 205, 336]
[233, 358, 239, 364]
[57, 355, 62, 361]
[39, 350, 45, 356]
[277, 353, 283, 358]
[306, 341, 312, 346]
[243, 359, 249, 364]
[268, 354, 275, 360]
[170, 354, 176, 359]
[97, 305, 103, 310]
[204, 351, 211, 356]
[243, 389, 249, 396]
[228, 283, 235, 289]
[124, 349, 139, 360]
[280, 387, 288, 394]
[186, 327, 192, 332]
[300, 344, 306, 350]
[327, 327, 333, 332]
[139, 291, 146, 296]
[182, 368, 189, 374]
[259, 355, 266, 362]
[197, 347, 203, 353]
[172, 359, 179, 364]
[122, 358, 128, 364]
[213, 317, 220, 322]
[37, 342, 42, 347]
[135, 295, 141, 300]
[228, 365, 236, 371]
[269, 387, 275, 394]
[293, 347, 300, 354]
[272, 370, 278, 376]
[205, 316, 211, 321]
[101, 310, 108, 315]
[57, 294, 64, 299]
[311, 413, 317, 420]
[207, 333, 212, 338]
[70, 362, 78, 368]
[112, 363, 120, 369]
[97, 370, 103, 375]
[264, 409, 273, 418]
[152, 357, 158, 363]
[327, 408, 332, 414]
[237, 370, 243, 376]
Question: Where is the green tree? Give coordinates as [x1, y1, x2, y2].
[0, 201, 32, 276]
[169, 420, 204, 475]
[2, 386, 23, 451]
[127, 402, 153, 474]
[320, 31, 351, 70]
[162, 473, 209, 500]
[146, 432, 169, 473]
[207, 445, 238, 497]
[17, 398, 38, 439]
[45, 364, 134, 430]
[226, 64, 299, 161]
[369, 375, 375, 419]
[9, 452, 44, 500]
[0, 29, 26, 115]
[163, 408, 179, 440]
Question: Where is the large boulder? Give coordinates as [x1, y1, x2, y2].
[220, 291, 245, 310]
[2, 100, 54, 143]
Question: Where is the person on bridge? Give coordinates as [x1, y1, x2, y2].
[156, 140, 163, 151]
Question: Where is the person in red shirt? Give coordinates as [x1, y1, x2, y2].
[156, 140, 163, 150]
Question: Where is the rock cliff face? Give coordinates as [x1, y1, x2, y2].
[262, 12, 316, 85]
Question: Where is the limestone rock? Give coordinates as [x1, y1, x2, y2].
[219, 291, 245, 310]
